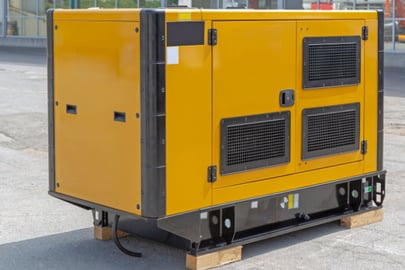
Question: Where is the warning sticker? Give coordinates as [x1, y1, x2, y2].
[280, 197, 288, 209]
[280, 193, 299, 209]
[288, 193, 299, 209]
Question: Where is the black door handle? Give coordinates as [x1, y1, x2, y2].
[280, 89, 294, 107]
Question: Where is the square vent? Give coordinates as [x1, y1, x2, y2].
[303, 36, 361, 89]
[220, 112, 290, 174]
[302, 103, 360, 160]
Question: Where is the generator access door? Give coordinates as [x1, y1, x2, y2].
[212, 21, 297, 189]
[295, 20, 366, 173]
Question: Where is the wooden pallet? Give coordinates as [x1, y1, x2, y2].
[94, 225, 129, 241]
[93, 209, 381, 268]
[186, 246, 242, 270]
[340, 208, 384, 229]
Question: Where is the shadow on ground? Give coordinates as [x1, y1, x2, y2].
[241, 221, 343, 259]
[0, 221, 345, 269]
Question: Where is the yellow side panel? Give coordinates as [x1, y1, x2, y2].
[295, 20, 365, 173]
[212, 21, 297, 189]
[201, 10, 377, 22]
[54, 18, 141, 215]
[213, 161, 364, 205]
[54, 9, 140, 21]
[363, 19, 379, 173]
[165, 9, 202, 21]
[165, 21, 212, 215]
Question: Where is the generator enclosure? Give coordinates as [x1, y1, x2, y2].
[48, 8, 386, 253]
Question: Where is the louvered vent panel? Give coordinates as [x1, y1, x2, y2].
[302, 103, 360, 160]
[303, 36, 360, 89]
[220, 112, 290, 174]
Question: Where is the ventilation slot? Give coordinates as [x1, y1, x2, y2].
[302, 103, 360, 160]
[303, 36, 360, 89]
[220, 112, 290, 174]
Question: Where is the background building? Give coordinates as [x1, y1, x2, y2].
[0, 0, 404, 52]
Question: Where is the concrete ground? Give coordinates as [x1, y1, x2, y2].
[0, 47, 404, 269]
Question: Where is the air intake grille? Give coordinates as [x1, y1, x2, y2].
[220, 112, 290, 174]
[303, 36, 360, 89]
[302, 103, 360, 160]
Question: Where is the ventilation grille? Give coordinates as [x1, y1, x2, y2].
[303, 36, 360, 89]
[308, 43, 357, 80]
[227, 121, 286, 165]
[221, 112, 290, 174]
[302, 103, 360, 160]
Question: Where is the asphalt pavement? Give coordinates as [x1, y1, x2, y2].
[385, 64, 405, 98]
[0, 47, 405, 269]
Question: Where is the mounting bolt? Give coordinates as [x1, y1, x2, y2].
[211, 215, 218, 225]
[224, 218, 232, 229]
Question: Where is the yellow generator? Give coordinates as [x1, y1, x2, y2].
[47, 8, 386, 255]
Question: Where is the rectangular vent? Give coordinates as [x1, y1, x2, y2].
[220, 112, 290, 175]
[303, 36, 360, 89]
[302, 103, 360, 160]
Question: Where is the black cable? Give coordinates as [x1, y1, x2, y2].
[112, 214, 142, 257]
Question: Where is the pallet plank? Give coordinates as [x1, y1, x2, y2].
[94, 225, 129, 241]
[340, 208, 384, 229]
[186, 246, 242, 270]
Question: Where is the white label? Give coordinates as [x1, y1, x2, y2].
[294, 193, 299, 209]
[376, 182, 381, 193]
[251, 201, 258, 209]
[167, 47, 179, 65]
[200, 212, 208, 219]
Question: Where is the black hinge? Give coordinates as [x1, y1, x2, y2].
[361, 140, 368, 154]
[208, 165, 217, 183]
[362, 26, 368, 41]
[208, 29, 217, 46]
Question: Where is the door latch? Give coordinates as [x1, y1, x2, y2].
[279, 89, 295, 107]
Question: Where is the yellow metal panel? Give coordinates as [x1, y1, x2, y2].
[54, 9, 140, 21]
[165, 9, 202, 21]
[363, 19, 379, 173]
[54, 18, 141, 215]
[213, 162, 364, 205]
[201, 10, 378, 22]
[178, 12, 192, 21]
[212, 21, 297, 189]
[165, 21, 212, 215]
[295, 20, 366, 172]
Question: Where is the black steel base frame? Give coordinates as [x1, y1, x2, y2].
[49, 171, 386, 256]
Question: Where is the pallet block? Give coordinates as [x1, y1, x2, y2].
[186, 246, 242, 270]
[340, 208, 384, 229]
[94, 225, 129, 241]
